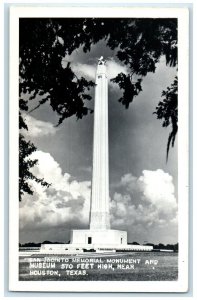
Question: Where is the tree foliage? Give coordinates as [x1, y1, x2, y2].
[19, 17, 178, 200]
[19, 133, 51, 201]
[111, 74, 142, 108]
[154, 76, 178, 160]
[19, 18, 177, 122]
[19, 97, 51, 201]
[19, 18, 95, 124]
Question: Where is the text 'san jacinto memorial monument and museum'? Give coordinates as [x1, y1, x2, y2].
[41, 57, 153, 253]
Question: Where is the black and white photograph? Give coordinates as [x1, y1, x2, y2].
[9, 6, 189, 292]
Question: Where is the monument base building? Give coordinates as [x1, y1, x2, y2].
[40, 228, 153, 253]
[41, 229, 128, 253]
[40, 230, 153, 254]
[40, 214, 153, 252]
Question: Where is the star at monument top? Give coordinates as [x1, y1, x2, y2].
[98, 56, 106, 65]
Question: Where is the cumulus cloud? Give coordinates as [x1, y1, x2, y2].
[138, 170, 177, 214]
[21, 114, 57, 138]
[19, 151, 91, 243]
[19, 152, 177, 244]
[110, 169, 178, 244]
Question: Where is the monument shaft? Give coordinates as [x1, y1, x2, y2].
[90, 61, 110, 230]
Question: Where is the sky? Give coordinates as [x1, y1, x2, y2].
[19, 35, 178, 245]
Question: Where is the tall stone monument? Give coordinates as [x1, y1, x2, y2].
[70, 57, 127, 246]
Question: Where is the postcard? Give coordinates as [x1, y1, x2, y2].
[9, 6, 189, 292]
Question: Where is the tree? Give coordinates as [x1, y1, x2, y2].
[19, 134, 50, 201]
[19, 18, 178, 200]
[19, 99, 50, 201]
[154, 76, 178, 160]
[130, 241, 140, 245]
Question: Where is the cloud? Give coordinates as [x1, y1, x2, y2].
[72, 63, 95, 80]
[70, 58, 128, 88]
[19, 151, 91, 242]
[21, 114, 57, 138]
[110, 169, 178, 244]
[138, 169, 177, 214]
[19, 152, 177, 244]
[107, 59, 128, 80]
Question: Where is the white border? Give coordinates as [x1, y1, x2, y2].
[9, 6, 189, 292]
